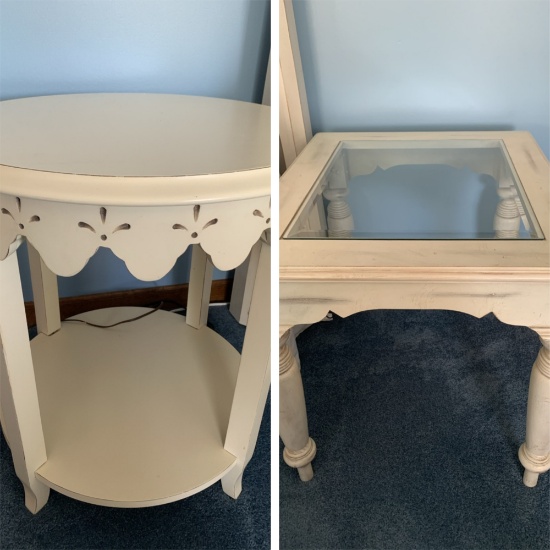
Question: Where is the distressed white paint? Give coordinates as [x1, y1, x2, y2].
[280, 131, 550, 485]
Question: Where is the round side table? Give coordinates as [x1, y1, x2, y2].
[0, 94, 271, 513]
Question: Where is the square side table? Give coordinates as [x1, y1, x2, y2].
[279, 131, 550, 486]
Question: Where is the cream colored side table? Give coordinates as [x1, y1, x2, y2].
[0, 93, 271, 513]
[280, 131, 550, 486]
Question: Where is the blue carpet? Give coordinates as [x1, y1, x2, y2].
[1, 306, 270, 549]
[280, 310, 549, 550]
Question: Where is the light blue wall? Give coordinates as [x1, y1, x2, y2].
[293, 0, 550, 157]
[0, 0, 270, 301]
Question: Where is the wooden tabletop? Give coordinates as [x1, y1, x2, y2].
[0, 94, 270, 205]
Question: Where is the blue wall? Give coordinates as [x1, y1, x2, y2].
[0, 0, 270, 300]
[293, 0, 550, 157]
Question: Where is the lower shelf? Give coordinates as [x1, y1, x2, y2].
[32, 307, 239, 507]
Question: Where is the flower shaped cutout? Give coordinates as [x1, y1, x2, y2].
[0, 196, 41, 259]
[78, 207, 131, 243]
[172, 205, 218, 239]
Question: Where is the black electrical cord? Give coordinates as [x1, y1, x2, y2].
[64, 302, 164, 329]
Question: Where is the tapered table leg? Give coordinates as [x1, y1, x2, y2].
[222, 237, 270, 498]
[280, 330, 316, 481]
[27, 243, 61, 335]
[0, 249, 49, 513]
[519, 335, 550, 487]
[229, 241, 261, 325]
[187, 244, 213, 329]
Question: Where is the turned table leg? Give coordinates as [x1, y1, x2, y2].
[519, 335, 550, 487]
[493, 186, 521, 239]
[280, 330, 316, 481]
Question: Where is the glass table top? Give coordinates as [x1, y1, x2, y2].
[285, 140, 543, 240]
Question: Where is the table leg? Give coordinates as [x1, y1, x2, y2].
[28, 243, 61, 335]
[229, 241, 261, 325]
[280, 330, 316, 481]
[0, 250, 49, 513]
[222, 237, 270, 498]
[519, 335, 550, 487]
[493, 196, 520, 238]
[187, 244, 213, 329]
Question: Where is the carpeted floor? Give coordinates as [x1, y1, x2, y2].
[280, 309, 549, 550]
[1, 306, 270, 550]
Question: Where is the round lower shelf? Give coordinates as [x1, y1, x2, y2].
[31, 307, 240, 507]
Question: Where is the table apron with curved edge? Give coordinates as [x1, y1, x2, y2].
[0, 94, 271, 513]
[279, 131, 550, 487]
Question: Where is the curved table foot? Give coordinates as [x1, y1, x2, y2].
[23, 483, 50, 514]
[221, 467, 243, 499]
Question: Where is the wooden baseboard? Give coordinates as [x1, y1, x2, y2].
[24, 279, 233, 328]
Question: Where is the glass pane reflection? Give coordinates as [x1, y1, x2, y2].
[286, 140, 543, 240]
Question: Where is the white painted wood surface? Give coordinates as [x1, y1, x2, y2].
[0, 184, 271, 278]
[27, 243, 61, 336]
[280, 131, 550, 485]
[187, 245, 214, 329]
[279, 0, 312, 169]
[0, 94, 270, 512]
[229, 241, 261, 325]
[519, 332, 550, 486]
[279, 330, 316, 481]
[32, 308, 239, 507]
[222, 236, 271, 497]
[0, 248, 49, 513]
[0, 98, 271, 278]
[0, 94, 269, 196]
[229, 56, 272, 325]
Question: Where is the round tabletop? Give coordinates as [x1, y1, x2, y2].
[0, 94, 270, 205]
